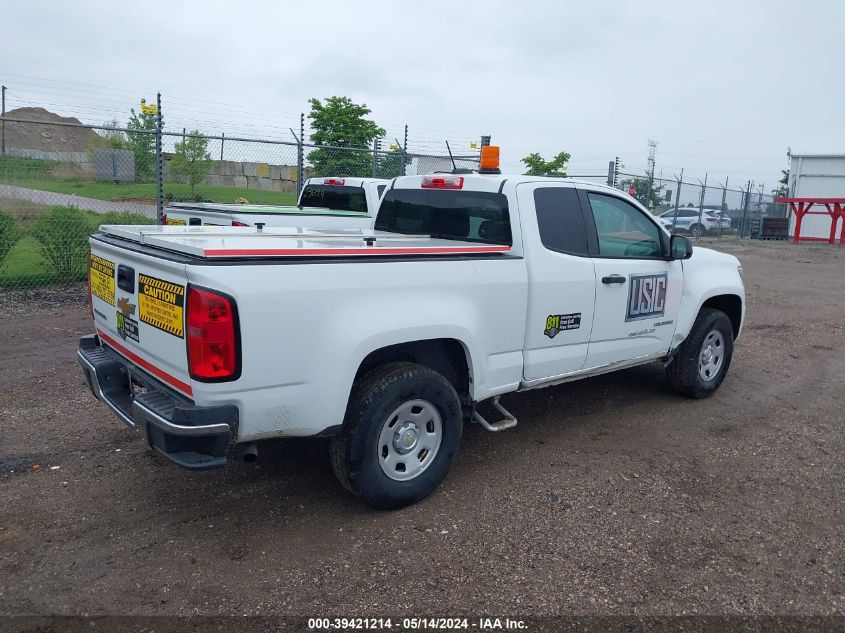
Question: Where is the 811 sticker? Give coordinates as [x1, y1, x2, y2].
[138, 274, 185, 338]
[544, 312, 582, 338]
[90, 255, 115, 305]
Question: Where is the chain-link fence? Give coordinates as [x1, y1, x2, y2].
[568, 169, 779, 241]
[0, 115, 481, 291]
[0, 110, 788, 292]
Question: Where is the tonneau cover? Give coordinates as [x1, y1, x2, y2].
[97, 225, 510, 259]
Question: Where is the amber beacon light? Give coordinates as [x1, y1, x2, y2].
[479, 145, 501, 174]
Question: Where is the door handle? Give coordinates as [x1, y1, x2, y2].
[602, 274, 626, 285]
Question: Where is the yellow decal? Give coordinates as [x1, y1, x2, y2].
[90, 255, 116, 306]
[138, 274, 185, 338]
[166, 217, 186, 225]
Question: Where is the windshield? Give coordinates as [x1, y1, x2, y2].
[299, 185, 368, 212]
[375, 189, 511, 245]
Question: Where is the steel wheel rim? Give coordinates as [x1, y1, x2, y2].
[698, 329, 725, 382]
[377, 399, 443, 481]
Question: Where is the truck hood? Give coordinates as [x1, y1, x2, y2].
[98, 225, 510, 259]
[689, 245, 740, 267]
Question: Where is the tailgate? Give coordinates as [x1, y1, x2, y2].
[89, 237, 192, 396]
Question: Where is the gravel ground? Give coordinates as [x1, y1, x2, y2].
[0, 240, 843, 620]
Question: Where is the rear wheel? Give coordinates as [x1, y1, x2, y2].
[666, 308, 734, 398]
[330, 362, 462, 509]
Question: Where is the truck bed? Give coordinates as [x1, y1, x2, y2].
[98, 225, 511, 259]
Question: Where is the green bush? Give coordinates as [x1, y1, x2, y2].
[0, 212, 21, 267]
[32, 206, 92, 281]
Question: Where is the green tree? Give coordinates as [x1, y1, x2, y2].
[521, 151, 570, 176]
[622, 177, 665, 209]
[171, 131, 212, 195]
[100, 119, 127, 149]
[125, 107, 157, 181]
[307, 96, 385, 177]
[772, 169, 789, 197]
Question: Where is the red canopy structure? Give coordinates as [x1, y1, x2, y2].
[774, 197, 845, 246]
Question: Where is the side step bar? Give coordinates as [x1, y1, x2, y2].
[472, 396, 517, 432]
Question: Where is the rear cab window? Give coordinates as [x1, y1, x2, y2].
[299, 185, 368, 213]
[376, 189, 512, 245]
[534, 187, 589, 256]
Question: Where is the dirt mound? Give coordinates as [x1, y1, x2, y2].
[2, 107, 108, 152]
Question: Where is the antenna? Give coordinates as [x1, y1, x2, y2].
[445, 140, 457, 171]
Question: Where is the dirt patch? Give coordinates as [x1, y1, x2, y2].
[0, 242, 843, 618]
[2, 107, 108, 153]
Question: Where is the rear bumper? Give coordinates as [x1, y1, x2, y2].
[77, 334, 238, 470]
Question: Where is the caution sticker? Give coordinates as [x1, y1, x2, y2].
[138, 274, 185, 338]
[166, 217, 187, 225]
[90, 255, 116, 305]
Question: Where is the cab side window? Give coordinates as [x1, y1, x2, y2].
[587, 193, 662, 258]
[534, 187, 589, 256]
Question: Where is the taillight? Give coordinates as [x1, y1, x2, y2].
[232, 220, 248, 227]
[324, 178, 345, 186]
[421, 175, 464, 189]
[186, 287, 240, 381]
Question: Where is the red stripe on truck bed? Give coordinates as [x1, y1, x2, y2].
[97, 329, 193, 397]
[202, 245, 511, 257]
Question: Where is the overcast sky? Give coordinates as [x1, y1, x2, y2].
[3, 0, 843, 189]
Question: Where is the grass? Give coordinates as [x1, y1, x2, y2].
[1, 155, 298, 207]
[4, 178, 297, 205]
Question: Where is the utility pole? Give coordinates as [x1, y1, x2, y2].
[613, 156, 620, 188]
[1, 85, 6, 157]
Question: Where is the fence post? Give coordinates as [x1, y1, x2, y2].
[740, 180, 752, 238]
[672, 168, 683, 232]
[220, 132, 224, 161]
[371, 137, 379, 177]
[1, 85, 5, 157]
[298, 113, 304, 195]
[696, 173, 708, 237]
[402, 124, 408, 176]
[718, 177, 728, 239]
[155, 92, 163, 225]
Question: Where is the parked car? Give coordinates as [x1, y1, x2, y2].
[78, 163, 745, 509]
[656, 207, 730, 236]
[163, 177, 389, 230]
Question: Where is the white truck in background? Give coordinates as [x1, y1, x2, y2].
[78, 167, 745, 510]
[163, 177, 389, 229]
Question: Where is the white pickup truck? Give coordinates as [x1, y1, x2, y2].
[163, 176, 388, 229]
[78, 172, 745, 509]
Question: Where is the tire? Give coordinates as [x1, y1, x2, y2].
[330, 362, 463, 509]
[666, 308, 734, 398]
[690, 223, 705, 238]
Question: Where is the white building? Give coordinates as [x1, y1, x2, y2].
[788, 153, 845, 240]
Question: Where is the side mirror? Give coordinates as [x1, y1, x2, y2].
[670, 234, 693, 260]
